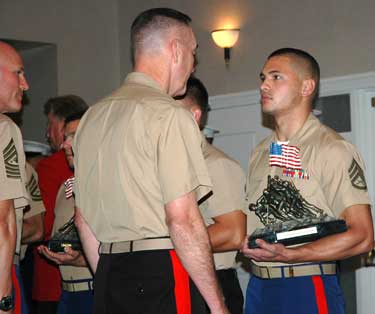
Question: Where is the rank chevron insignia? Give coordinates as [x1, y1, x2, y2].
[26, 173, 42, 201]
[348, 159, 367, 190]
[3, 138, 20, 179]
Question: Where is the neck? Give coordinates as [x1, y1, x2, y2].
[273, 104, 311, 141]
[133, 56, 170, 94]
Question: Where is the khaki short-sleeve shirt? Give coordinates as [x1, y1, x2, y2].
[200, 136, 246, 270]
[52, 182, 92, 282]
[0, 114, 29, 255]
[21, 162, 45, 260]
[245, 114, 370, 267]
[74, 73, 212, 242]
[24, 162, 45, 219]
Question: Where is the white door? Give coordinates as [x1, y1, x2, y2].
[208, 91, 266, 296]
[352, 90, 375, 314]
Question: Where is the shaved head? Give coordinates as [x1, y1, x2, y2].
[0, 41, 29, 113]
[0, 41, 20, 67]
[130, 8, 192, 65]
[268, 48, 320, 101]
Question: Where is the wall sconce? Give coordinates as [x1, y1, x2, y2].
[211, 29, 240, 65]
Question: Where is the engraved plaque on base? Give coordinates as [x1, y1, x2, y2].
[248, 216, 347, 249]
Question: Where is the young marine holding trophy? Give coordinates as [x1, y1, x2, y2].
[241, 48, 374, 314]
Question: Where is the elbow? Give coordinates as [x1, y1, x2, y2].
[232, 216, 247, 250]
[361, 225, 375, 254]
[360, 237, 374, 255]
[354, 229, 375, 255]
[231, 229, 246, 250]
[165, 215, 192, 232]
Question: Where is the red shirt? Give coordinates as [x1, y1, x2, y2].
[33, 150, 73, 301]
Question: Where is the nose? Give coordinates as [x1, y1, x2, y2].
[260, 79, 270, 92]
[20, 74, 29, 91]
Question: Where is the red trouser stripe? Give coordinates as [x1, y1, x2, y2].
[169, 250, 191, 314]
[312, 275, 328, 314]
[11, 265, 21, 314]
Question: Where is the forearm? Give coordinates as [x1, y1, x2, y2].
[289, 225, 373, 263]
[290, 205, 374, 263]
[38, 245, 88, 267]
[243, 205, 374, 264]
[166, 194, 227, 314]
[169, 217, 226, 312]
[208, 210, 246, 252]
[72, 254, 88, 267]
[0, 201, 17, 297]
[22, 214, 44, 244]
[74, 207, 99, 273]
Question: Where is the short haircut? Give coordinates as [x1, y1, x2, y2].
[64, 109, 88, 125]
[130, 8, 192, 65]
[268, 48, 320, 102]
[43, 95, 88, 121]
[184, 76, 210, 129]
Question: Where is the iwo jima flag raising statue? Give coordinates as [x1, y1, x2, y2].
[246, 139, 371, 248]
[248, 175, 347, 248]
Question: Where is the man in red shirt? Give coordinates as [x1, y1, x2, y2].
[33, 95, 88, 314]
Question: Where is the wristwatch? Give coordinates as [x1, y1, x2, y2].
[0, 296, 13, 311]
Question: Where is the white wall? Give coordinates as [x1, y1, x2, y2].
[118, 0, 375, 97]
[0, 0, 121, 105]
[2, 1, 375, 102]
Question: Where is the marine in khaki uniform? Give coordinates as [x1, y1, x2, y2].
[38, 111, 93, 314]
[19, 162, 45, 313]
[241, 48, 374, 314]
[74, 8, 228, 314]
[0, 41, 30, 313]
[21, 162, 45, 260]
[179, 77, 246, 314]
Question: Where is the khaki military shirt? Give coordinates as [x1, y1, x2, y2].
[200, 136, 245, 270]
[24, 162, 44, 219]
[0, 114, 29, 255]
[245, 114, 370, 267]
[74, 72, 212, 242]
[52, 182, 92, 282]
[20, 162, 45, 260]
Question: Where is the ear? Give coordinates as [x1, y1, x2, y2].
[170, 39, 181, 65]
[301, 79, 316, 97]
[190, 106, 202, 125]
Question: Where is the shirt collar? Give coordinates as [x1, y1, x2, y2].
[270, 113, 319, 145]
[124, 72, 164, 92]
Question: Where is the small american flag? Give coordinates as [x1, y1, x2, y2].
[269, 143, 302, 169]
[64, 177, 75, 199]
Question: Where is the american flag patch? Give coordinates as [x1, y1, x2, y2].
[269, 143, 302, 169]
[64, 177, 75, 199]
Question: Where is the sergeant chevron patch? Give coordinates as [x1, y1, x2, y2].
[348, 159, 367, 190]
[3, 138, 20, 179]
[27, 173, 42, 201]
